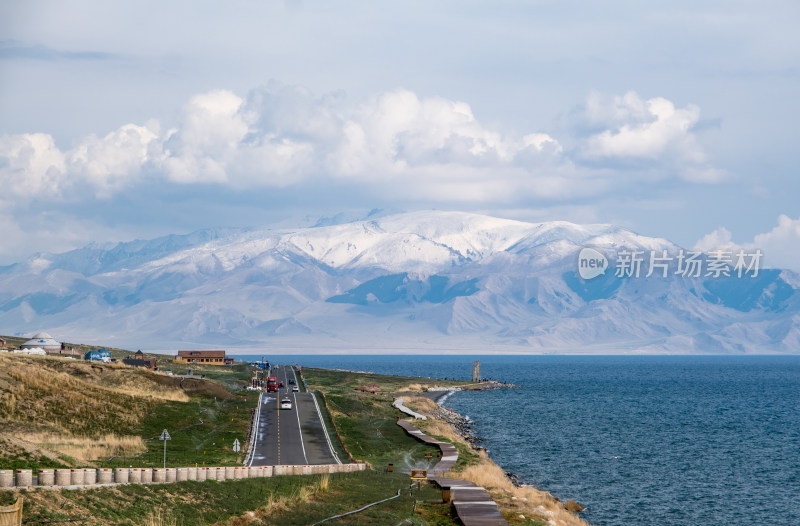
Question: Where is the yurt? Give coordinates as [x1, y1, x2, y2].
[20, 332, 61, 352]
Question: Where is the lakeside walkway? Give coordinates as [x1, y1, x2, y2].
[396, 418, 508, 526]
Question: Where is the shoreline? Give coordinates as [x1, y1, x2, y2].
[401, 386, 588, 525]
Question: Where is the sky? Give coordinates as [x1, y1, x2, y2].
[1, 0, 799, 269]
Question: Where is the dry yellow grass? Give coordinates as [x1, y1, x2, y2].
[0, 353, 188, 465]
[402, 395, 439, 414]
[17, 432, 145, 462]
[317, 472, 330, 493]
[445, 453, 589, 526]
[144, 508, 180, 526]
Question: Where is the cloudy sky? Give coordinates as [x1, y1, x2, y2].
[2, 1, 799, 269]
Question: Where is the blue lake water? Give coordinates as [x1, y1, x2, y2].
[239, 354, 800, 526]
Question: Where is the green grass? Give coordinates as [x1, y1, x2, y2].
[96, 390, 258, 469]
[304, 367, 472, 398]
[304, 368, 459, 471]
[1, 471, 459, 525]
[311, 390, 351, 463]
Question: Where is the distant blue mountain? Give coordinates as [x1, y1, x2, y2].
[0, 211, 797, 353]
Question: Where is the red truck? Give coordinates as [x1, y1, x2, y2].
[266, 377, 278, 392]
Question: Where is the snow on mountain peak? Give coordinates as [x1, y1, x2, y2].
[0, 210, 796, 353]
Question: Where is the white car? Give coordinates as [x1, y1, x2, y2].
[280, 398, 292, 410]
[292, 385, 299, 392]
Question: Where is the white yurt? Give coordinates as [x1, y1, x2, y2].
[20, 332, 61, 352]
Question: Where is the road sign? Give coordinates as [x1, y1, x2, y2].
[159, 429, 171, 468]
[233, 439, 241, 453]
[410, 470, 427, 480]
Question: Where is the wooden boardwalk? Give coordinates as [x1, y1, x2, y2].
[396, 418, 508, 526]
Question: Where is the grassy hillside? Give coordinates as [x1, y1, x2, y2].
[0, 355, 463, 525]
[0, 352, 256, 471]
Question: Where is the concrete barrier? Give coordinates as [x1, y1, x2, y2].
[292, 465, 313, 476]
[114, 468, 129, 484]
[273, 465, 290, 476]
[54, 469, 71, 486]
[38, 469, 54, 486]
[70, 469, 84, 486]
[0, 470, 12, 488]
[0, 461, 371, 490]
[14, 470, 32, 487]
[97, 468, 113, 484]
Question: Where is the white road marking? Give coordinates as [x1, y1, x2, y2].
[311, 390, 342, 464]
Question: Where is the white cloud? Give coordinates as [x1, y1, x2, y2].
[162, 90, 251, 184]
[693, 227, 735, 252]
[695, 215, 800, 271]
[579, 91, 722, 183]
[0, 85, 722, 208]
[68, 122, 161, 196]
[0, 133, 66, 196]
[752, 215, 800, 271]
[327, 89, 569, 201]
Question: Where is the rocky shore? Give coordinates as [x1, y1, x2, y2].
[425, 386, 577, 497]
[412, 387, 588, 524]
[425, 397, 485, 448]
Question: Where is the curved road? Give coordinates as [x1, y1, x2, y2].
[248, 364, 341, 466]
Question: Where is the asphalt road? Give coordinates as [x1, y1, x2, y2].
[248, 364, 341, 466]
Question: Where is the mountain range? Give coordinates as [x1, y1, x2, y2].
[1, 210, 798, 354]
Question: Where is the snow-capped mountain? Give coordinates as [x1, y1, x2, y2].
[1, 211, 797, 354]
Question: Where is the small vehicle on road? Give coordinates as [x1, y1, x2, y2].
[292, 385, 299, 392]
[279, 381, 285, 388]
[288, 379, 295, 384]
[280, 398, 292, 410]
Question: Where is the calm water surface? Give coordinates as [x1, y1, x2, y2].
[247, 355, 800, 526]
